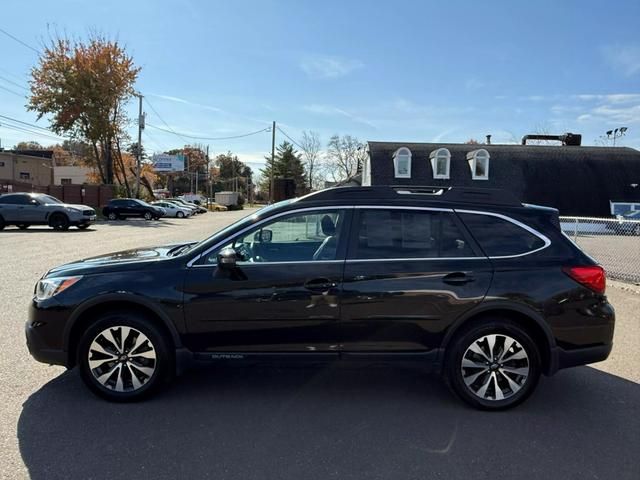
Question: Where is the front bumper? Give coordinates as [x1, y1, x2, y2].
[71, 214, 97, 226]
[25, 299, 70, 367]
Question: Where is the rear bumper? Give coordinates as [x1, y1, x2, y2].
[549, 343, 613, 374]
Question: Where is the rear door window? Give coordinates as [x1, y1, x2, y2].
[349, 209, 476, 259]
[458, 212, 547, 257]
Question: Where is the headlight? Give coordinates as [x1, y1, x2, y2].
[35, 276, 82, 301]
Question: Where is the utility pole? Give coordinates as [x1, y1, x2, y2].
[135, 93, 144, 198]
[206, 145, 212, 205]
[270, 120, 276, 203]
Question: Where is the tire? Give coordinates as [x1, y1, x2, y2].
[77, 224, 90, 230]
[143, 211, 153, 221]
[0, 215, 5, 231]
[18, 224, 29, 230]
[77, 312, 173, 402]
[445, 318, 541, 410]
[107, 212, 118, 221]
[49, 213, 70, 231]
[176, 211, 184, 218]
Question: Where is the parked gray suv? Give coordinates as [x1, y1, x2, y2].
[0, 193, 96, 231]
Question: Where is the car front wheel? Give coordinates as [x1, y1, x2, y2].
[78, 313, 173, 402]
[107, 212, 118, 220]
[445, 319, 541, 410]
[49, 213, 70, 231]
[176, 211, 184, 218]
[144, 212, 153, 221]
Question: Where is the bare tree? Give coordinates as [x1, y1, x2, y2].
[325, 134, 367, 182]
[299, 131, 322, 191]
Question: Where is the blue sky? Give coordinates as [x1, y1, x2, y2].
[1, 0, 640, 172]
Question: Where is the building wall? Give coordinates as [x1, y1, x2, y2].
[367, 142, 640, 217]
[0, 152, 53, 187]
[53, 165, 92, 185]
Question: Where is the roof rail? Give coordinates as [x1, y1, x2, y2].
[301, 186, 521, 206]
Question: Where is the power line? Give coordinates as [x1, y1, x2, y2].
[0, 123, 66, 142]
[0, 84, 25, 98]
[0, 27, 39, 54]
[146, 123, 270, 141]
[0, 74, 28, 91]
[0, 114, 58, 134]
[143, 97, 190, 144]
[276, 126, 304, 150]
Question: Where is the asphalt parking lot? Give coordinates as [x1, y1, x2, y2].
[0, 211, 638, 480]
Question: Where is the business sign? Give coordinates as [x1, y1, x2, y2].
[152, 154, 185, 172]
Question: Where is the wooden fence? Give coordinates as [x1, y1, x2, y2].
[0, 181, 114, 208]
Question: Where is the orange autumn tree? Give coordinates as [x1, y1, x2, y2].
[28, 34, 140, 191]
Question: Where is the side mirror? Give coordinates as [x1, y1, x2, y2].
[254, 228, 272, 243]
[217, 247, 237, 269]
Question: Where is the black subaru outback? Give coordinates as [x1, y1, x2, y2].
[26, 186, 614, 409]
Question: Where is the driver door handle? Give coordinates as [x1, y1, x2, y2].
[442, 272, 475, 285]
[304, 277, 337, 292]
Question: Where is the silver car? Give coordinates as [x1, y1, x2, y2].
[0, 193, 96, 231]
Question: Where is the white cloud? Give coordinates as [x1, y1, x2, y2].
[148, 93, 224, 113]
[300, 55, 364, 79]
[303, 104, 376, 129]
[601, 44, 640, 76]
[573, 93, 640, 104]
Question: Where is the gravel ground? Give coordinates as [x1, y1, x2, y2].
[0, 211, 638, 479]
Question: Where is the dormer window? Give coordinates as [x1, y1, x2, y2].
[393, 147, 412, 178]
[429, 148, 451, 179]
[467, 149, 490, 180]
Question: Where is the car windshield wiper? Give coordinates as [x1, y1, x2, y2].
[168, 244, 193, 257]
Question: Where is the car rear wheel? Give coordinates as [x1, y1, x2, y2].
[143, 212, 153, 221]
[78, 312, 173, 402]
[445, 319, 541, 410]
[18, 224, 29, 230]
[49, 213, 70, 231]
[107, 212, 118, 220]
[0, 215, 5, 230]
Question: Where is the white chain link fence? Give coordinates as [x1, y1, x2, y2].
[560, 217, 640, 284]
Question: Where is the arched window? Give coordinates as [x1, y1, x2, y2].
[429, 148, 451, 179]
[393, 147, 411, 178]
[467, 149, 490, 180]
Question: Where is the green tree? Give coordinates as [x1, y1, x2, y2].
[28, 34, 140, 185]
[260, 141, 307, 197]
[217, 152, 252, 180]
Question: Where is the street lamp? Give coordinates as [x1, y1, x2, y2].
[606, 127, 628, 146]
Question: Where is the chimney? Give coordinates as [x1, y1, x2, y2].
[486, 134, 492, 145]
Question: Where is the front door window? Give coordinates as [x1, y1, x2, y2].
[205, 210, 346, 264]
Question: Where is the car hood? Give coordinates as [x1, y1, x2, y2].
[44, 242, 196, 277]
[45, 203, 94, 210]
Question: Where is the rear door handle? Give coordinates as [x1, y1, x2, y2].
[442, 272, 475, 285]
[304, 277, 337, 292]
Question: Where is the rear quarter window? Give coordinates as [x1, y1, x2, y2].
[458, 212, 547, 257]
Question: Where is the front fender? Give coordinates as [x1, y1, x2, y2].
[63, 292, 183, 353]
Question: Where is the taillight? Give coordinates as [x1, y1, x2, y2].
[562, 265, 606, 294]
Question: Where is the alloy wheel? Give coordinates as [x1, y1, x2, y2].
[87, 326, 157, 392]
[460, 334, 529, 401]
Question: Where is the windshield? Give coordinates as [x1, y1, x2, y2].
[182, 200, 295, 255]
[38, 194, 62, 204]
